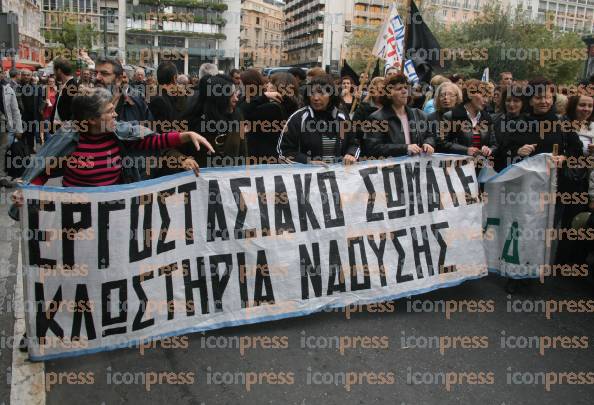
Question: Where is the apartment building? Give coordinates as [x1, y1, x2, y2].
[126, 0, 240, 74]
[353, 0, 391, 29]
[1, 0, 45, 69]
[507, 0, 594, 33]
[240, 0, 283, 68]
[283, 0, 352, 69]
[41, 0, 121, 61]
[422, 0, 491, 25]
[424, 0, 594, 33]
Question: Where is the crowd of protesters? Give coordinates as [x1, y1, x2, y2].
[1, 57, 594, 291]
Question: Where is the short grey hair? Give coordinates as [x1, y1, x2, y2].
[199, 63, 218, 79]
[71, 87, 113, 123]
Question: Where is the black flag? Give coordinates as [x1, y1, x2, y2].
[341, 60, 360, 86]
[371, 60, 380, 79]
[405, 0, 441, 83]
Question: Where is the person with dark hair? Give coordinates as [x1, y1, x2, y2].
[145, 61, 199, 175]
[339, 75, 355, 117]
[352, 76, 384, 157]
[8, 69, 20, 91]
[51, 57, 79, 126]
[449, 74, 465, 86]
[505, 78, 583, 272]
[95, 57, 153, 124]
[409, 82, 427, 110]
[181, 74, 245, 167]
[566, 94, 594, 157]
[150, 61, 189, 129]
[19, 69, 44, 151]
[288, 67, 306, 84]
[183, 74, 211, 134]
[506, 78, 582, 162]
[440, 79, 496, 159]
[364, 73, 435, 158]
[238, 68, 271, 115]
[278, 74, 360, 165]
[9, 88, 213, 194]
[493, 84, 526, 171]
[243, 72, 301, 161]
[487, 84, 504, 117]
[230, 68, 242, 86]
[0, 72, 24, 187]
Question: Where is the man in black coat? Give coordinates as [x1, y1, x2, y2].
[19, 69, 44, 151]
[149, 61, 188, 133]
[51, 58, 79, 128]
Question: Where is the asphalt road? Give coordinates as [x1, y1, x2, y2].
[0, 184, 593, 404]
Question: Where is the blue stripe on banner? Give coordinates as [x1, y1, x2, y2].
[28, 273, 484, 361]
[480, 153, 550, 184]
[19, 154, 470, 193]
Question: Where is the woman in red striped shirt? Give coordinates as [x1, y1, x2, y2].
[11, 87, 214, 205]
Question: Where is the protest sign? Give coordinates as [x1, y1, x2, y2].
[20, 155, 487, 360]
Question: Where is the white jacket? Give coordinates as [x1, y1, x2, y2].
[1, 84, 23, 134]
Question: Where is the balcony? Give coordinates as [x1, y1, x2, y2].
[286, 36, 323, 51]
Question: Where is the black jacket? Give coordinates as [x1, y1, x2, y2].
[149, 92, 187, 133]
[243, 95, 299, 160]
[440, 104, 496, 155]
[364, 105, 435, 158]
[502, 110, 583, 161]
[51, 77, 79, 124]
[19, 83, 44, 122]
[352, 100, 381, 157]
[278, 106, 360, 163]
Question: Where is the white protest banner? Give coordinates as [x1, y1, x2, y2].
[19, 155, 487, 360]
[480, 154, 558, 279]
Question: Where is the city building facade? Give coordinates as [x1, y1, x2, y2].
[507, 0, 594, 33]
[283, 0, 352, 69]
[1, 0, 45, 69]
[240, 0, 283, 69]
[126, 0, 240, 74]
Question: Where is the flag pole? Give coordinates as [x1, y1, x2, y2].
[350, 1, 397, 116]
[402, 0, 413, 74]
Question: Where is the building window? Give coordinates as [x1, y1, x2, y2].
[159, 36, 185, 48]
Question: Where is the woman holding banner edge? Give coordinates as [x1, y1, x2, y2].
[10, 87, 214, 213]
